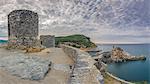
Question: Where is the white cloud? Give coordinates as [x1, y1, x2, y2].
[0, 0, 150, 44]
[39, 24, 150, 44]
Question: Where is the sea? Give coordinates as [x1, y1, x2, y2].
[98, 44, 150, 83]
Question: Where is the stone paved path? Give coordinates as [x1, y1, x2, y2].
[0, 48, 74, 84]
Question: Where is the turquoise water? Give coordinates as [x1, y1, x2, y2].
[0, 40, 7, 43]
[98, 44, 150, 83]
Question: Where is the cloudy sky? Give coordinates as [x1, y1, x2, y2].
[39, 24, 150, 44]
[0, 0, 150, 44]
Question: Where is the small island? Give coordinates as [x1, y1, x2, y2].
[99, 47, 146, 64]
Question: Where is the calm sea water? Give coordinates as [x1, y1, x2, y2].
[98, 44, 150, 83]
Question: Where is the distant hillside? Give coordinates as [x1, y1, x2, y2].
[55, 34, 96, 48]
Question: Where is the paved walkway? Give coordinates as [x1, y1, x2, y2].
[0, 48, 74, 84]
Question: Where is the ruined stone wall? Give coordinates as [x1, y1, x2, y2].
[61, 45, 104, 84]
[40, 35, 55, 48]
[8, 10, 39, 47]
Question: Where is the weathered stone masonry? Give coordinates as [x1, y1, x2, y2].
[40, 35, 55, 48]
[8, 10, 39, 47]
[61, 45, 104, 84]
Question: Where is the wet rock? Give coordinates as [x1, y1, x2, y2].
[100, 52, 113, 64]
[102, 52, 111, 58]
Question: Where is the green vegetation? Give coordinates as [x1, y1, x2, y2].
[55, 34, 96, 48]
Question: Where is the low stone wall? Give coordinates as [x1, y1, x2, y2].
[61, 45, 104, 84]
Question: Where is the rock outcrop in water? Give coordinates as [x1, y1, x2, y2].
[100, 47, 146, 63]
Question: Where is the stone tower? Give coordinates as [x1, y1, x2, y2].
[8, 10, 39, 47]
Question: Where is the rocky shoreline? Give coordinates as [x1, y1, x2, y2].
[93, 46, 147, 84]
[98, 47, 146, 64]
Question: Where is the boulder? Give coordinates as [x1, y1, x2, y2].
[0, 54, 51, 80]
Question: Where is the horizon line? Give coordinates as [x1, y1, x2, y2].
[95, 42, 150, 44]
[0, 37, 149, 44]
